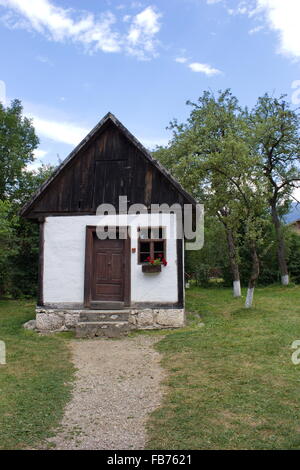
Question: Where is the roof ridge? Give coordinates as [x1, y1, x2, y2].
[20, 113, 196, 217]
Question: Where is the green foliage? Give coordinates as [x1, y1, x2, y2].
[186, 223, 300, 288]
[0, 200, 18, 296]
[0, 99, 55, 298]
[287, 232, 300, 284]
[155, 89, 299, 290]
[249, 94, 300, 205]
[185, 216, 228, 286]
[0, 165, 54, 299]
[0, 100, 39, 200]
[0, 99, 56, 298]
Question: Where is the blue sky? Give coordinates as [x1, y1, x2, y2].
[0, 0, 300, 183]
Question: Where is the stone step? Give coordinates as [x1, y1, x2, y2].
[79, 310, 130, 323]
[75, 321, 133, 339]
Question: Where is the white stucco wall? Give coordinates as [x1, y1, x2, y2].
[43, 214, 180, 305]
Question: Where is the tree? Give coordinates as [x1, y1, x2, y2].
[0, 99, 39, 200]
[0, 199, 17, 296]
[0, 97, 57, 298]
[191, 129, 270, 307]
[185, 215, 228, 286]
[0, 165, 55, 298]
[155, 90, 249, 297]
[249, 95, 300, 286]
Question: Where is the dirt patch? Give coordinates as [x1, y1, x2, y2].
[47, 335, 165, 450]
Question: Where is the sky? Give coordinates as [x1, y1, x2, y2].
[0, 0, 300, 194]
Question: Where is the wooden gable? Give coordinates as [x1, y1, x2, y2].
[21, 113, 196, 219]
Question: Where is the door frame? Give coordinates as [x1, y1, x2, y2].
[84, 226, 131, 308]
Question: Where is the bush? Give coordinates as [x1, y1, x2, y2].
[288, 232, 300, 284]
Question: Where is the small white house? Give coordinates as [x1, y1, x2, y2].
[21, 113, 196, 337]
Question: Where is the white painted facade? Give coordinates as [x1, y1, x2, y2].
[43, 213, 180, 306]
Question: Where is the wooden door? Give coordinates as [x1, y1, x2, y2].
[84, 226, 130, 309]
[92, 237, 124, 303]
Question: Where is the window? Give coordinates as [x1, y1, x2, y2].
[138, 227, 166, 264]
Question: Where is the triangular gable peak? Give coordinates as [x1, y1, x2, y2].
[20, 113, 196, 219]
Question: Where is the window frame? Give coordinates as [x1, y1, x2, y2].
[137, 227, 167, 265]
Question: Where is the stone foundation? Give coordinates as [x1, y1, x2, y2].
[35, 307, 185, 333]
[129, 309, 185, 329]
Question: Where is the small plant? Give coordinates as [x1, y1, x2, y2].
[145, 254, 167, 266]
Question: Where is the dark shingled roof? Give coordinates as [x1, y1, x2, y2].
[20, 112, 196, 217]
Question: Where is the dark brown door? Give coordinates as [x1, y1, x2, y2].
[91, 237, 124, 302]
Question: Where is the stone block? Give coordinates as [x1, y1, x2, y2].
[136, 309, 154, 327]
[156, 309, 185, 328]
[36, 312, 65, 331]
[65, 313, 80, 329]
[23, 319, 37, 330]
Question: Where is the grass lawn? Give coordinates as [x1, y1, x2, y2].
[0, 300, 75, 450]
[147, 285, 300, 450]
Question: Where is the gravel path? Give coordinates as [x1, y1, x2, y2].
[48, 335, 165, 450]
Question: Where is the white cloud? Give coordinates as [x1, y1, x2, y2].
[175, 57, 188, 63]
[34, 149, 48, 159]
[188, 62, 221, 76]
[255, 0, 300, 59]
[218, 0, 300, 60]
[0, 0, 162, 59]
[248, 25, 263, 35]
[294, 188, 300, 202]
[126, 6, 161, 59]
[0, 0, 121, 52]
[30, 114, 89, 146]
[31, 112, 168, 150]
[175, 55, 222, 76]
[0, 79, 6, 105]
[27, 110, 168, 155]
[26, 148, 48, 171]
[226, 1, 256, 16]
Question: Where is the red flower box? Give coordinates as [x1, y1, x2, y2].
[142, 264, 162, 273]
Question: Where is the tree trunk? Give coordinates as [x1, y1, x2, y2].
[245, 242, 260, 308]
[225, 227, 241, 297]
[270, 202, 289, 285]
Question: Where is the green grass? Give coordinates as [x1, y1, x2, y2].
[0, 300, 75, 450]
[147, 285, 300, 450]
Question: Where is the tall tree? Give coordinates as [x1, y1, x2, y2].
[249, 94, 300, 285]
[0, 164, 55, 298]
[192, 130, 269, 307]
[0, 99, 39, 200]
[155, 90, 248, 297]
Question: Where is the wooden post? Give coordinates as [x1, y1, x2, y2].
[38, 218, 45, 306]
[177, 238, 184, 308]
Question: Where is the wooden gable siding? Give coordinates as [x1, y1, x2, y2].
[25, 121, 186, 218]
